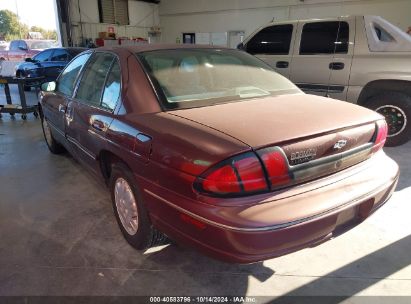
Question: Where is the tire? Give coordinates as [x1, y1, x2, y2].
[364, 91, 411, 147]
[41, 116, 65, 154]
[109, 162, 168, 250]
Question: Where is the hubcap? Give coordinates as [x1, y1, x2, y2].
[376, 105, 407, 137]
[43, 119, 53, 146]
[114, 178, 139, 235]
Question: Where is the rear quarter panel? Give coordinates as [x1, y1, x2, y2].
[122, 112, 250, 201]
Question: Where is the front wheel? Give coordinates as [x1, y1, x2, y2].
[41, 117, 65, 154]
[365, 92, 411, 147]
[109, 163, 168, 250]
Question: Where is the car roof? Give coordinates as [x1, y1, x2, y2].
[96, 44, 231, 54]
[264, 15, 365, 26]
[40, 47, 87, 51]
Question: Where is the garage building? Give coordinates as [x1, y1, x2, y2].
[0, 0, 411, 302]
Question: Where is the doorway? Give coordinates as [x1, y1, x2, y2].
[182, 33, 196, 44]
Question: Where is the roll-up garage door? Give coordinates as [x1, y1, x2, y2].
[115, 0, 129, 25]
[99, 0, 115, 24]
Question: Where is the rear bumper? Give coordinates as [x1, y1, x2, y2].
[143, 152, 399, 263]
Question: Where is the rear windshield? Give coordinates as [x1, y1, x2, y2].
[138, 49, 300, 110]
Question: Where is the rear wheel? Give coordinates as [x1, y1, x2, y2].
[365, 92, 411, 147]
[41, 116, 65, 154]
[109, 163, 168, 250]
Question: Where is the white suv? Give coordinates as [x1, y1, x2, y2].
[240, 16, 411, 146]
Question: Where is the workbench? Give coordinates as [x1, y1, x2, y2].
[0, 76, 44, 120]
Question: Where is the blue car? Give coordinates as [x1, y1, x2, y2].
[15, 47, 87, 90]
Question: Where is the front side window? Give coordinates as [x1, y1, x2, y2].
[33, 50, 53, 62]
[9, 41, 19, 51]
[139, 49, 300, 110]
[76, 52, 114, 107]
[246, 24, 294, 55]
[300, 21, 349, 55]
[56, 52, 91, 96]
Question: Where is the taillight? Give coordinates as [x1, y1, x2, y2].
[257, 147, 291, 188]
[202, 164, 241, 194]
[196, 152, 268, 196]
[373, 120, 388, 153]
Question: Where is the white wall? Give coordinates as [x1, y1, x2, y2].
[159, 0, 411, 44]
[68, 0, 160, 46]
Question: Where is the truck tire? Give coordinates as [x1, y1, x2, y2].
[365, 92, 411, 147]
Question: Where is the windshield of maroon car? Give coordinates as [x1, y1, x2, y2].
[139, 49, 300, 109]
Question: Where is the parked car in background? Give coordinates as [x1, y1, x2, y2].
[38, 45, 399, 263]
[0, 40, 9, 50]
[240, 15, 411, 146]
[0, 39, 56, 61]
[15, 47, 87, 90]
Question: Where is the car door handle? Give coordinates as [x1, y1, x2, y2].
[276, 61, 289, 69]
[58, 104, 66, 113]
[329, 62, 345, 70]
[90, 119, 107, 132]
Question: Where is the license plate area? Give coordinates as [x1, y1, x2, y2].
[334, 198, 375, 234]
[335, 206, 359, 228]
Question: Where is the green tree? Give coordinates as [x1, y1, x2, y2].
[29, 25, 57, 40]
[0, 9, 57, 41]
[0, 9, 22, 40]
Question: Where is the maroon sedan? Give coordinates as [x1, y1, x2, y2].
[39, 45, 399, 263]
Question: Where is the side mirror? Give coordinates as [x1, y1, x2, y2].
[41, 81, 56, 92]
[18, 46, 28, 51]
[25, 57, 33, 62]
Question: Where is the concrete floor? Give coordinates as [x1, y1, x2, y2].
[1, 85, 411, 299]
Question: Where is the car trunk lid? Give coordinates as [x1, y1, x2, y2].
[170, 93, 382, 184]
[170, 94, 381, 148]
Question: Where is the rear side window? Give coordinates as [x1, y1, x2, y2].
[76, 52, 114, 107]
[246, 24, 293, 55]
[374, 25, 394, 42]
[56, 52, 91, 96]
[18, 41, 28, 50]
[300, 21, 349, 55]
[50, 49, 69, 61]
[101, 60, 121, 111]
[33, 50, 53, 62]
